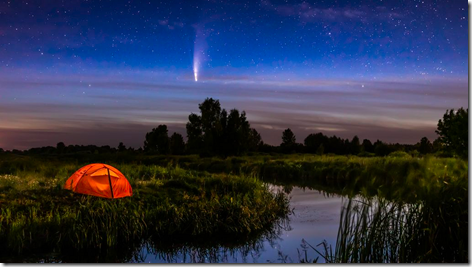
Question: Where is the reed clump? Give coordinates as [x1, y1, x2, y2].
[310, 193, 467, 263]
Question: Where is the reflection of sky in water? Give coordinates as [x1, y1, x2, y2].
[141, 187, 343, 263]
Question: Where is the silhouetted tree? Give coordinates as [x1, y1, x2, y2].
[361, 139, 374, 153]
[259, 142, 275, 153]
[118, 142, 126, 152]
[432, 138, 443, 153]
[316, 143, 324, 155]
[417, 137, 433, 155]
[144, 125, 170, 154]
[170, 132, 185, 155]
[304, 133, 327, 153]
[56, 142, 66, 154]
[199, 98, 223, 154]
[281, 128, 296, 145]
[327, 135, 343, 154]
[248, 128, 262, 152]
[217, 109, 228, 155]
[224, 109, 252, 156]
[343, 139, 351, 155]
[185, 98, 256, 156]
[436, 108, 468, 158]
[374, 140, 390, 156]
[281, 128, 296, 153]
[350, 135, 361, 155]
[186, 113, 204, 154]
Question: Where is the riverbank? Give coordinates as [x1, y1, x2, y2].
[0, 153, 467, 262]
[0, 162, 289, 261]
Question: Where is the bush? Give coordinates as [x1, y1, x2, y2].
[357, 152, 375, 158]
[388, 151, 412, 158]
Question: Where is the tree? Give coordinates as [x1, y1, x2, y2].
[316, 144, 324, 155]
[342, 139, 351, 155]
[199, 98, 223, 153]
[328, 135, 343, 154]
[281, 128, 296, 153]
[281, 128, 296, 145]
[248, 128, 262, 152]
[350, 135, 361, 155]
[304, 133, 327, 153]
[186, 113, 204, 154]
[185, 98, 256, 156]
[233, 110, 253, 155]
[56, 142, 66, 154]
[225, 109, 243, 155]
[436, 108, 468, 158]
[118, 142, 126, 152]
[417, 137, 433, 155]
[170, 132, 185, 155]
[144, 125, 170, 154]
[374, 140, 390, 156]
[432, 138, 443, 153]
[361, 139, 374, 153]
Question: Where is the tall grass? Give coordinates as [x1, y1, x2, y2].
[308, 193, 467, 263]
[0, 153, 467, 262]
[0, 161, 290, 262]
[263, 156, 468, 263]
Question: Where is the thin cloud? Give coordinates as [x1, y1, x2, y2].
[261, 0, 404, 23]
[0, 68, 467, 150]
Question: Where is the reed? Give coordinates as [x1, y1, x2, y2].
[307, 193, 467, 263]
[0, 153, 466, 262]
[0, 163, 290, 262]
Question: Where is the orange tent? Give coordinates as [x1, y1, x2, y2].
[64, 163, 132, 198]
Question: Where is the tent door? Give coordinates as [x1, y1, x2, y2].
[107, 168, 114, 199]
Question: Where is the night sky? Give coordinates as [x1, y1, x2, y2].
[0, 0, 468, 150]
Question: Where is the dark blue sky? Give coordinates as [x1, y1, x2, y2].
[0, 0, 468, 150]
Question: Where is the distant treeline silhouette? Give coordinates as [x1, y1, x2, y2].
[4, 98, 467, 158]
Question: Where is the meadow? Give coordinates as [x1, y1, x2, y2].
[0, 154, 289, 262]
[0, 152, 468, 262]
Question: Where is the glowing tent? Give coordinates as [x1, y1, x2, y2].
[64, 163, 132, 198]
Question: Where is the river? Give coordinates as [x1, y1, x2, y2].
[139, 186, 344, 263]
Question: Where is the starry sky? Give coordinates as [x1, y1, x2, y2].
[0, 0, 468, 150]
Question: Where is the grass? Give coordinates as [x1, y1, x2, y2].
[308, 193, 467, 263]
[0, 153, 467, 262]
[0, 160, 290, 262]
[281, 155, 467, 263]
[256, 155, 467, 201]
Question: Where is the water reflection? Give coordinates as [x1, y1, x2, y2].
[143, 215, 291, 263]
[7, 186, 344, 263]
[141, 186, 343, 263]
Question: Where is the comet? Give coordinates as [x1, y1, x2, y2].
[193, 58, 199, 82]
[193, 24, 208, 82]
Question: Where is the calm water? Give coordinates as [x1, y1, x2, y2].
[139, 186, 344, 263]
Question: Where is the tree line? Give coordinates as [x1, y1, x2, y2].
[141, 98, 467, 158]
[6, 98, 467, 159]
[144, 98, 262, 157]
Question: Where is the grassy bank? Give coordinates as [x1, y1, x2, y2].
[2, 153, 467, 200]
[0, 153, 467, 262]
[0, 162, 289, 262]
